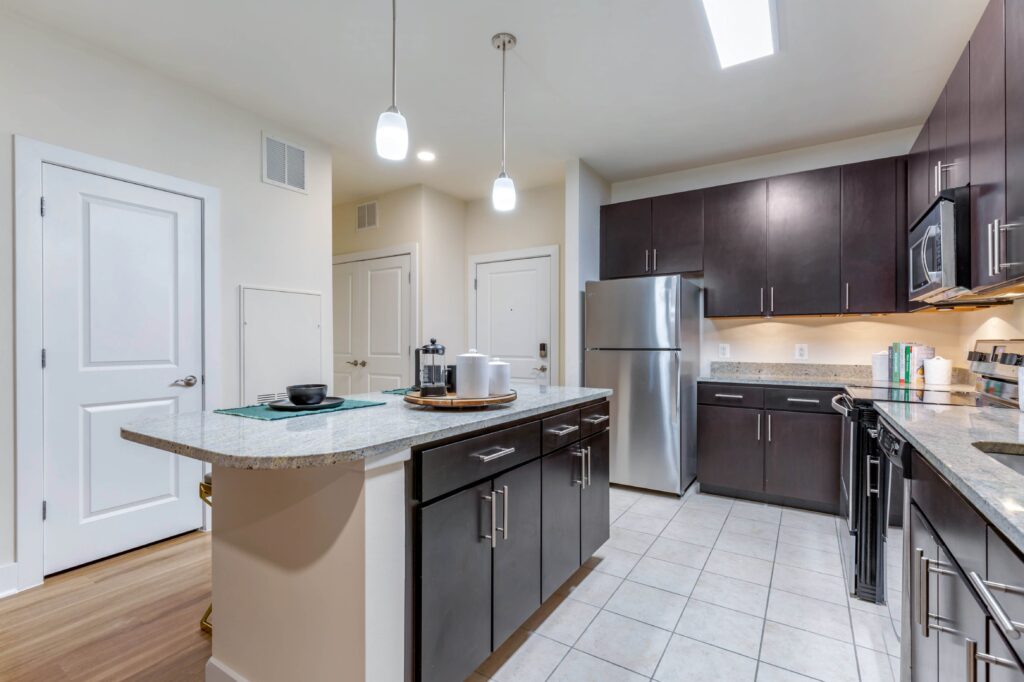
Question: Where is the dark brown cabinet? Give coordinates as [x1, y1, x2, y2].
[766, 168, 842, 315]
[841, 158, 898, 313]
[928, 87, 948, 202]
[936, 545, 987, 682]
[580, 430, 610, 561]
[909, 507, 939, 682]
[600, 199, 652, 279]
[764, 410, 841, 508]
[492, 459, 542, 648]
[946, 46, 972, 191]
[541, 445, 582, 600]
[1004, 0, 1024, 283]
[971, 0, 1008, 289]
[697, 404, 764, 495]
[419, 482, 493, 682]
[704, 180, 768, 317]
[909, 122, 932, 226]
[651, 191, 703, 274]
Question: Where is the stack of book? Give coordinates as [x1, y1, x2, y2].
[888, 342, 935, 385]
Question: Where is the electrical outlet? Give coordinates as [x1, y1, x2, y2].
[794, 344, 809, 360]
[718, 343, 731, 359]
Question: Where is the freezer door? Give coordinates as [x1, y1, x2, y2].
[585, 276, 680, 349]
[585, 349, 681, 494]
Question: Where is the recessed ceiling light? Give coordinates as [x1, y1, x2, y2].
[416, 150, 436, 162]
[702, 0, 778, 69]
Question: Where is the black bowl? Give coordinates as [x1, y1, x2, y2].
[286, 384, 328, 405]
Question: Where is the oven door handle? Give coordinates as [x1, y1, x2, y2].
[831, 393, 852, 417]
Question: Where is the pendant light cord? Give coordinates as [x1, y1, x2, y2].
[500, 41, 507, 173]
[391, 0, 398, 108]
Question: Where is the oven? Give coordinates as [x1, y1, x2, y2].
[908, 187, 971, 304]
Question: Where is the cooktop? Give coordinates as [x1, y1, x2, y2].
[846, 386, 1014, 408]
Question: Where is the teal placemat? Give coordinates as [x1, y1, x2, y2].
[381, 387, 414, 395]
[214, 398, 385, 421]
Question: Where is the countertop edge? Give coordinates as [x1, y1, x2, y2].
[121, 389, 612, 470]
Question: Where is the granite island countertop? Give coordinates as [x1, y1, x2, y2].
[875, 402, 1024, 554]
[121, 384, 612, 470]
[698, 375, 976, 392]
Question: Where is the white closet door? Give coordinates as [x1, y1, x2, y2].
[42, 164, 204, 575]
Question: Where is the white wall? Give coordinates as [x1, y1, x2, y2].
[422, 187, 467, 355]
[564, 160, 610, 386]
[0, 14, 334, 568]
[610, 127, 919, 203]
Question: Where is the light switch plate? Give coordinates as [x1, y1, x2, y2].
[794, 344, 809, 360]
[718, 343, 731, 359]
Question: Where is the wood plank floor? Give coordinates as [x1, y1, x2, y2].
[0, 532, 212, 681]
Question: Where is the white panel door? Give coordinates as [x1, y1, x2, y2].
[474, 256, 552, 385]
[333, 254, 411, 394]
[241, 287, 322, 404]
[42, 164, 204, 575]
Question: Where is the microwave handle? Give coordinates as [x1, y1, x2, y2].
[921, 225, 940, 281]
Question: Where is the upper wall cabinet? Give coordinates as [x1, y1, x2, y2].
[652, 191, 703, 274]
[767, 168, 841, 315]
[704, 180, 768, 317]
[908, 122, 931, 226]
[600, 199, 652, 279]
[599, 192, 703, 279]
[1006, 0, 1024, 281]
[841, 158, 898, 313]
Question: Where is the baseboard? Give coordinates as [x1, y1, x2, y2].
[206, 657, 249, 682]
[0, 563, 19, 599]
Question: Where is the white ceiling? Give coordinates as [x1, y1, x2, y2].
[3, 0, 988, 202]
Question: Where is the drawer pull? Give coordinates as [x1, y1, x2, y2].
[549, 424, 580, 437]
[584, 414, 609, 425]
[969, 571, 1024, 640]
[787, 397, 821, 405]
[713, 393, 744, 400]
[472, 446, 516, 463]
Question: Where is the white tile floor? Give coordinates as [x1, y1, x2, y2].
[471, 486, 902, 682]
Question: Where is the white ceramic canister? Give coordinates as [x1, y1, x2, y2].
[924, 356, 953, 386]
[456, 349, 490, 398]
[488, 357, 511, 396]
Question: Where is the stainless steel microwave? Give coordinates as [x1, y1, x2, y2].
[908, 187, 972, 304]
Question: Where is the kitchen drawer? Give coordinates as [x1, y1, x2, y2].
[697, 383, 764, 408]
[910, 451, 986, 577]
[764, 387, 838, 414]
[542, 410, 582, 454]
[579, 401, 610, 439]
[986, 528, 1024, 668]
[420, 422, 541, 502]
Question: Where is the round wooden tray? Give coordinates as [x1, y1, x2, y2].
[403, 389, 517, 409]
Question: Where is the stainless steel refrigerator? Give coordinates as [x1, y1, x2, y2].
[584, 276, 700, 495]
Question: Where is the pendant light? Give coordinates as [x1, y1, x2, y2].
[491, 33, 517, 211]
[376, 0, 408, 160]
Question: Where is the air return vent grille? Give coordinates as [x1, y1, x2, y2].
[357, 202, 378, 230]
[262, 132, 307, 193]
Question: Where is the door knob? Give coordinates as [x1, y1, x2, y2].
[173, 375, 198, 387]
[347, 360, 359, 367]
[533, 365, 548, 373]
[359, 360, 367, 367]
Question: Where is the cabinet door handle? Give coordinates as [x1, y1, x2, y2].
[714, 393, 744, 400]
[495, 485, 509, 541]
[968, 571, 1024, 640]
[653, 248, 658, 271]
[472, 446, 516, 463]
[864, 456, 879, 497]
[575, 448, 586, 488]
[767, 413, 772, 443]
[989, 223, 995, 277]
[482, 493, 497, 548]
[757, 413, 761, 441]
[584, 414, 609, 425]
[549, 424, 579, 437]
[967, 639, 1020, 682]
[645, 249, 650, 273]
[787, 397, 821, 405]
[770, 286, 775, 313]
[760, 287, 764, 314]
[845, 282, 850, 311]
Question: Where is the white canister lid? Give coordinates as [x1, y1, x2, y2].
[489, 357, 510, 366]
[460, 349, 487, 357]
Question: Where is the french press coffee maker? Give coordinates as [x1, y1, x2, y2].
[414, 338, 448, 397]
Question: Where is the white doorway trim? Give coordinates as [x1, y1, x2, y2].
[332, 242, 420, 360]
[468, 245, 560, 384]
[12, 136, 221, 595]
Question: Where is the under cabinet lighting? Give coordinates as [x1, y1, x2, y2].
[702, 0, 778, 69]
[416, 150, 436, 162]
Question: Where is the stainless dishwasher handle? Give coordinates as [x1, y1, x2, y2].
[714, 393, 744, 400]
[969, 571, 1024, 640]
[472, 446, 516, 463]
[787, 398, 821, 405]
[495, 485, 509, 541]
[831, 393, 851, 417]
[549, 424, 580, 437]
[584, 414, 609, 425]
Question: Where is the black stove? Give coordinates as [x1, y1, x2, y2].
[845, 385, 1013, 408]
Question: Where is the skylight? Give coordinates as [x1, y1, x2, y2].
[702, 0, 778, 69]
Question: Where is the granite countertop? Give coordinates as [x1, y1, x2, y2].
[698, 375, 976, 393]
[875, 402, 1024, 554]
[121, 384, 612, 470]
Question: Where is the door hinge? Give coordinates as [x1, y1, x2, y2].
[41, 348, 46, 368]
[42, 500, 47, 521]
[474, 278, 478, 291]
[40, 196, 45, 217]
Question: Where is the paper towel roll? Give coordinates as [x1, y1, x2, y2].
[872, 351, 889, 382]
[924, 357, 952, 386]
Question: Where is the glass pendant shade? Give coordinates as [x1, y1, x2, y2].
[375, 107, 408, 160]
[492, 172, 516, 212]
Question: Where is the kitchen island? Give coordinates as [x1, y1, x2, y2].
[121, 384, 611, 682]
